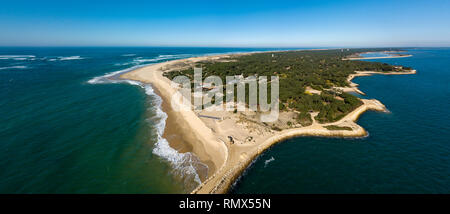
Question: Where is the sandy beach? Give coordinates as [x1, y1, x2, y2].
[336, 70, 417, 95]
[120, 51, 416, 194]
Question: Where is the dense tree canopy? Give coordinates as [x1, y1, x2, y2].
[164, 48, 412, 124]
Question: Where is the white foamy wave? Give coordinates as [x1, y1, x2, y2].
[132, 54, 194, 64]
[87, 65, 144, 84]
[0, 55, 35, 58]
[160, 54, 195, 60]
[133, 57, 160, 63]
[152, 137, 204, 186]
[113, 54, 195, 68]
[58, 56, 84, 61]
[145, 84, 206, 186]
[0, 55, 35, 60]
[114, 61, 139, 66]
[264, 157, 275, 167]
[0, 66, 28, 70]
[47, 56, 85, 61]
[114, 53, 198, 69]
[159, 54, 194, 58]
[88, 67, 207, 187]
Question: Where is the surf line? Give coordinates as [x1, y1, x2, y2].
[179, 198, 214, 212]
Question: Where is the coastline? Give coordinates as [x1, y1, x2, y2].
[337, 70, 417, 95]
[119, 51, 416, 194]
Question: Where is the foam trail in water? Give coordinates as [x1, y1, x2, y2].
[0, 66, 28, 70]
[133, 54, 195, 63]
[58, 56, 84, 61]
[0, 55, 35, 60]
[87, 65, 144, 84]
[264, 157, 275, 167]
[145, 84, 207, 186]
[47, 56, 85, 61]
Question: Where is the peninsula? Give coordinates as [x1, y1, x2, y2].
[120, 49, 416, 194]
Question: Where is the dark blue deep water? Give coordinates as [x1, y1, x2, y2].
[231, 48, 450, 193]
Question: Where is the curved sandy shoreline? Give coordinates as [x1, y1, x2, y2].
[190, 99, 386, 194]
[119, 51, 416, 194]
[120, 56, 229, 183]
[336, 70, 417, 95]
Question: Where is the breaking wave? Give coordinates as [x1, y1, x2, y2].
[58, 56, 84, 61]
[48, 56, 85, 61]
[87, 65, 144, 84]
[146, 85, 207, 188]
[133, 54, 194, 63]
[87, 63, 208, 189]
[0, 55, 36, 61]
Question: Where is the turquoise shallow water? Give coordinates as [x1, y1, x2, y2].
[0, 47, 292, 193]
[231, 48, 450, 193]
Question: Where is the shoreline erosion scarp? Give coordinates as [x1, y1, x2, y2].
[119, 50, 416, 194]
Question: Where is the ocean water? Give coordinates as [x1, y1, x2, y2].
[2, 48, 449, 194]
[231, 48, 450, 193]
[0, 47, 293, 193]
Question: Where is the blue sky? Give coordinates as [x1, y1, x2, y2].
[1, 0, 449, 47]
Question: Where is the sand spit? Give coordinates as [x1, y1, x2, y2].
[119, 51, 415, 194]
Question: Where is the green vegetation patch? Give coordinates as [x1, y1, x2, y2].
[297, 112, 313, 127]
[165, 48, 411, 123]
[324, 125, 353, 131]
